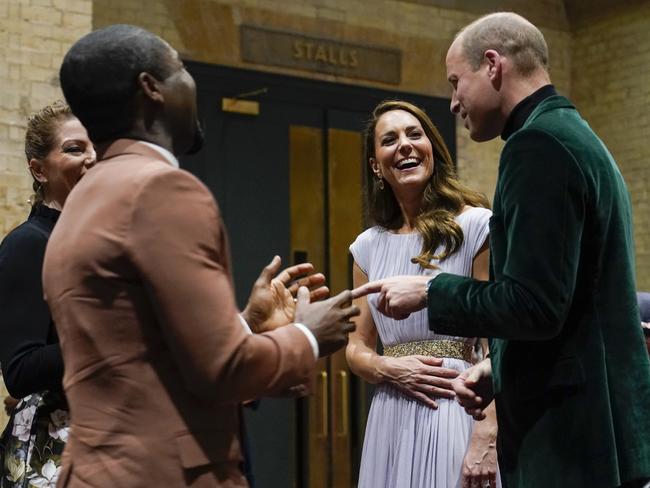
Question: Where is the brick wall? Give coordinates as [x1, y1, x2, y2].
[0, 0, 92, 430]
[571, 2, 650, 291]
[0, 0, 92, 234]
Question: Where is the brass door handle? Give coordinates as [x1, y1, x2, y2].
[319, 371, 328, 438]
[337, 370, 349, 436]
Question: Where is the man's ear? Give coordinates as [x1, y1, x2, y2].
[484, 49, 502, 87]
[369, 157, 381, 178]
[28, 158, 47, 184]
[484, 50, 502, 78]
[137, 72, 164, 103]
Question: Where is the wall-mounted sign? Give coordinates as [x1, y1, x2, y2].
[240, 25, 401, 85]
[222, 98, 259, 115]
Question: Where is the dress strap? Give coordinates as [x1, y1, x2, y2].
[383, 339, 473, 362]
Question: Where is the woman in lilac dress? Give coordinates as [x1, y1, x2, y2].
[347, 100, 500, 488]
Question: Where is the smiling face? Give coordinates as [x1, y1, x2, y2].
[29, 116, 96, 208]
[446, 37, 503, 142]
[370, 109, 434, 198]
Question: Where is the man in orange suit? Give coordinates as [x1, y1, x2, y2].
[43, 24, 358, 487]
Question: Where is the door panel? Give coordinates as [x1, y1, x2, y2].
[327, 128, 363, 488]
[289, 126, 325, 275]
[289, 125, 329, 488]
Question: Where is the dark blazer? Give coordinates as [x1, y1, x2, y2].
[426, 96, 650, 487]
[638, 292, 650, 322]
[43, 140, 316, 487]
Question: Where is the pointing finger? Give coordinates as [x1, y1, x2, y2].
[351, 281, 384, 299]
[332, 289, 353, 306]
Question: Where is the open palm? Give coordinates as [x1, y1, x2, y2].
[243, 256, 329, 332]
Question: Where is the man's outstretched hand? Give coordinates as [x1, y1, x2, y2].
[295, 287, 359, 357]
[452, 358, 494, 420]
[351, 275, 432, 320]
[243, 256, 330, 332]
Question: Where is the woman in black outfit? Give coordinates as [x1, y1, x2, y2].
[0, 101, 95, 486]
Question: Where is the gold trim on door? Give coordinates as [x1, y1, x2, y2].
[290, 125, 364, 488]
[289, 125, 328, 488]
[327, 128, 363, 488]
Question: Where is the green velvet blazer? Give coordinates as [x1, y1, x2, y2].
[428, 96, 650, 487]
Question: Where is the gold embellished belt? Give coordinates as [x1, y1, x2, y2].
[383, 340, 473, 362]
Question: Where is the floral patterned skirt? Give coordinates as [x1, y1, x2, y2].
[0, 391, 69, 488]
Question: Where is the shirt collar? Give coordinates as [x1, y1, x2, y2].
[501, 84, 557, 140]
[139, 141, 180, 169]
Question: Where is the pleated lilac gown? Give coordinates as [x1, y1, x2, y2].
[350, 207, 499, 488]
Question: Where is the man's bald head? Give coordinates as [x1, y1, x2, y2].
[455, 12, 549, 76]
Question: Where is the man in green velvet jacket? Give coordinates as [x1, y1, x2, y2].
[353, 12, 650, 488]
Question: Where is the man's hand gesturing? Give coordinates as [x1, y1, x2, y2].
[243, 256, 329, 333]
[351, 275, 432, 320]
[295, 287, 359, 357]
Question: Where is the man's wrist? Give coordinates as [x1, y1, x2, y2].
[293, 323, 319, 359]
[237, 314, 254, 334]
[240, 308, 251, 325]
[240, 308, 260, 333]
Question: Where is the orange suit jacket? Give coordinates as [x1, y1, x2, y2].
[43, 139, 315, 487]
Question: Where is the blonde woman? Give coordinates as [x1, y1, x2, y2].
[0, 101, 95, 486]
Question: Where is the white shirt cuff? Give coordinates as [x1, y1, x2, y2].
[292, 323, 319, 360]
[238, 314, 253, 334]
[238, 315, 318, 359]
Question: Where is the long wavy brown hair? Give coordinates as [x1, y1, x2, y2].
[363, 100, 489, 269]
